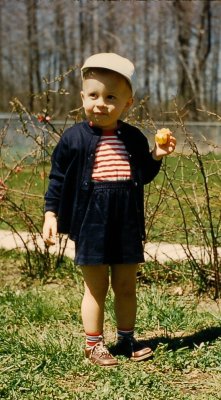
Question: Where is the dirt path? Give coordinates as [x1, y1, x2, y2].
[1, 230, 220, 263]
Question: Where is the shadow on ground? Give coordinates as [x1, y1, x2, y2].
[143, 326, 221, 352]
[110, 327, 221, 359]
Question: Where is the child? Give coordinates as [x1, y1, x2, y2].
[43, 53, 176, 367]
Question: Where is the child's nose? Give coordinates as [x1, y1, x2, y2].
[96, 97, 106, 107]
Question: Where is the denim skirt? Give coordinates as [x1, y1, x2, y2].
[74, 180, 144, 265]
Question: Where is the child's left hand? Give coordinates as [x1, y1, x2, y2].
[152, 128, 176, 160]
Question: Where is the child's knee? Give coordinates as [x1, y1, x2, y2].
[112, 280, 136, 298]
[85, 281, 109, 300]
[82, 264, 109, 297]
[111, 264, 137, 297]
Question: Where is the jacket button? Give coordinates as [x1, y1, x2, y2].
[134, 182, 138, 186]
[84, 182, 88, 186]
[117, 130, 121, 135]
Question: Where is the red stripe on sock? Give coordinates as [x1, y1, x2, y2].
[85, 332, 103, 348]
[85, 332, 103, 336]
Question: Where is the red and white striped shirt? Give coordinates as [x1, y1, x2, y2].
[92, 130, 131, 181]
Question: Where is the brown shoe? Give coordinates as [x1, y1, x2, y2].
[85, 342, 118, 367]
[112, 337, 153, 361]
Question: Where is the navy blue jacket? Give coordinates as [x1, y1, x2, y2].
[45, 121, 162, 240]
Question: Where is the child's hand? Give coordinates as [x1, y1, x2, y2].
[43, 211, 57, 246]
[152, 128, 176, 160]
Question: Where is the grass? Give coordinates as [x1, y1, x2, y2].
[1, 249, 221, 399]
[0, 162, 47, 231]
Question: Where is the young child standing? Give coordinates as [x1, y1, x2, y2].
[43, 53, 176, 367]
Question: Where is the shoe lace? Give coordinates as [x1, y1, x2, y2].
[93, 342, 113, 358]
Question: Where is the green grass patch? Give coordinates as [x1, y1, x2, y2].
[0, 163, 49, 232]
[1, 250, 221, 399]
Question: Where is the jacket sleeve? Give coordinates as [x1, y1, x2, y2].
[141, 137, 162, 184]
[131, 127, 162, 185]
[44, 134, 73, 214]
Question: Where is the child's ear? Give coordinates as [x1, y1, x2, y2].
[124, 97, 134, 111]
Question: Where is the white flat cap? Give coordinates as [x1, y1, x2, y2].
[81, 53, 137, 95]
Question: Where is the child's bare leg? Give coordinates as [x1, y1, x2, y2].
[110, 263, 138, 329]
[80, 264, 118, 366]
[111, 263, 153, 361]
[80, 264, 109, 333]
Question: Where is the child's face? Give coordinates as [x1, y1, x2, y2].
[81, 70, 133, 130]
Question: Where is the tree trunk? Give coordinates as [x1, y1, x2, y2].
[143, 0, 150, 95]
[173, 0, 194, 102]
[192, 0, 211, 109]
[0, 2, 3, 109]
[26, 0, 42, 111]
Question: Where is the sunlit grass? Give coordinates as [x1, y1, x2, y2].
[1, 250, 221, 399]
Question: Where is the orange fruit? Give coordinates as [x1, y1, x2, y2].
[155, 128, 171, 145]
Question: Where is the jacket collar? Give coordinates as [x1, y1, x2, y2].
[82, 120, 125, 136]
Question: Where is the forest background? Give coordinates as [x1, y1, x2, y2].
[0, 0, 220, 120]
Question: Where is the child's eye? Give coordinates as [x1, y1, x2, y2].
[89, 93, 97, 99]
[107, 95, 116, 100]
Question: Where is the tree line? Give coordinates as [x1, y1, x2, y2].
[0, 0, 220, 119]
